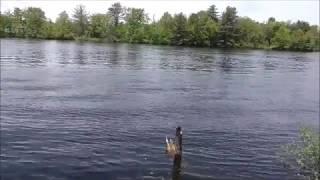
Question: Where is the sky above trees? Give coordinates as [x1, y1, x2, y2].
[1, 0, 319, 25]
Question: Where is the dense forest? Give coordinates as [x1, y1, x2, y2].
[1, 3, 319, 51]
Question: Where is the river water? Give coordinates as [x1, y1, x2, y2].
[1, 39, 319, 180]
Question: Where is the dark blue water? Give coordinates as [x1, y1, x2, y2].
[1, 39, 319, 180]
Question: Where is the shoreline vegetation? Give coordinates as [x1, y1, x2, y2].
[1, 3, 319, 51]
[282, 127, 319, 180]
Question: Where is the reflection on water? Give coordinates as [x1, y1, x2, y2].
[0, 39, 319, 180]
[1, 39, 316, 74]
[109, 46, 120, 65]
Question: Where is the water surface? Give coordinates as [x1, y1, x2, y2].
[1, 39, 319, 180]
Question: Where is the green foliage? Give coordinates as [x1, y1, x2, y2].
[40, 20, 55, 39]
[124, 8, 148, 43]
[156, 12, 174, 45]
[289, 20, 311, 32]
[272, 25, 291, 49]
[264, 19, 275, 46]
[188, 13, 204, 46]
[0, 12, 14, 37]
[113, 23, 127, 42]
[219, 6, 239, 47]
[282, 127, 319, 180]
[306, 26, 320, 51]
[72, 5, 89, 37]
[23, 7, 46, 38]
[12, 8, 25, 37]
[0, 4, 319, 51]
[89, 14, 111, 38]
[290, 29, 310, 51]
[207, 5, 219, 22]
[171, 13, 188, 46]
[55, 11, 73, 40]
[108, 2, 124, 27]
[238, 17, 264, 48]
[205, 17, 219, 47]
[187, 11, 218, 47]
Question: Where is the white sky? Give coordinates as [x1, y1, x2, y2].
[1, 0, 319, 25]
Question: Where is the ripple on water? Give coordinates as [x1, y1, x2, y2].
[0, 39, 318, 180]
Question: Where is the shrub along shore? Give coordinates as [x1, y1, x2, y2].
[1, 3, 319, 51]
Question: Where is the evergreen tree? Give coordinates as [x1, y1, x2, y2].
[219, 6, 239, 47]
[208, 5, 219, 22]
[171, 13, 188, 46]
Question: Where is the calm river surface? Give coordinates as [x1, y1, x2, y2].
[1, 39, 319, 180]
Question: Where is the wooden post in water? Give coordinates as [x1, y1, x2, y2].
[172, 127, 182, 180]
[172, 154, 182, 180]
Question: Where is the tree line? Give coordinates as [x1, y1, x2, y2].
[1, 3, 319, 51]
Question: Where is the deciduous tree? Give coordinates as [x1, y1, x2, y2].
[55, 11, 73, 39]
[23, 7, 46, 38]
[72, 5, 89, 37]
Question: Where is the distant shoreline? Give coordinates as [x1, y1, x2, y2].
[1, 37, 318, 53]
[1, 3, 319, 52]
